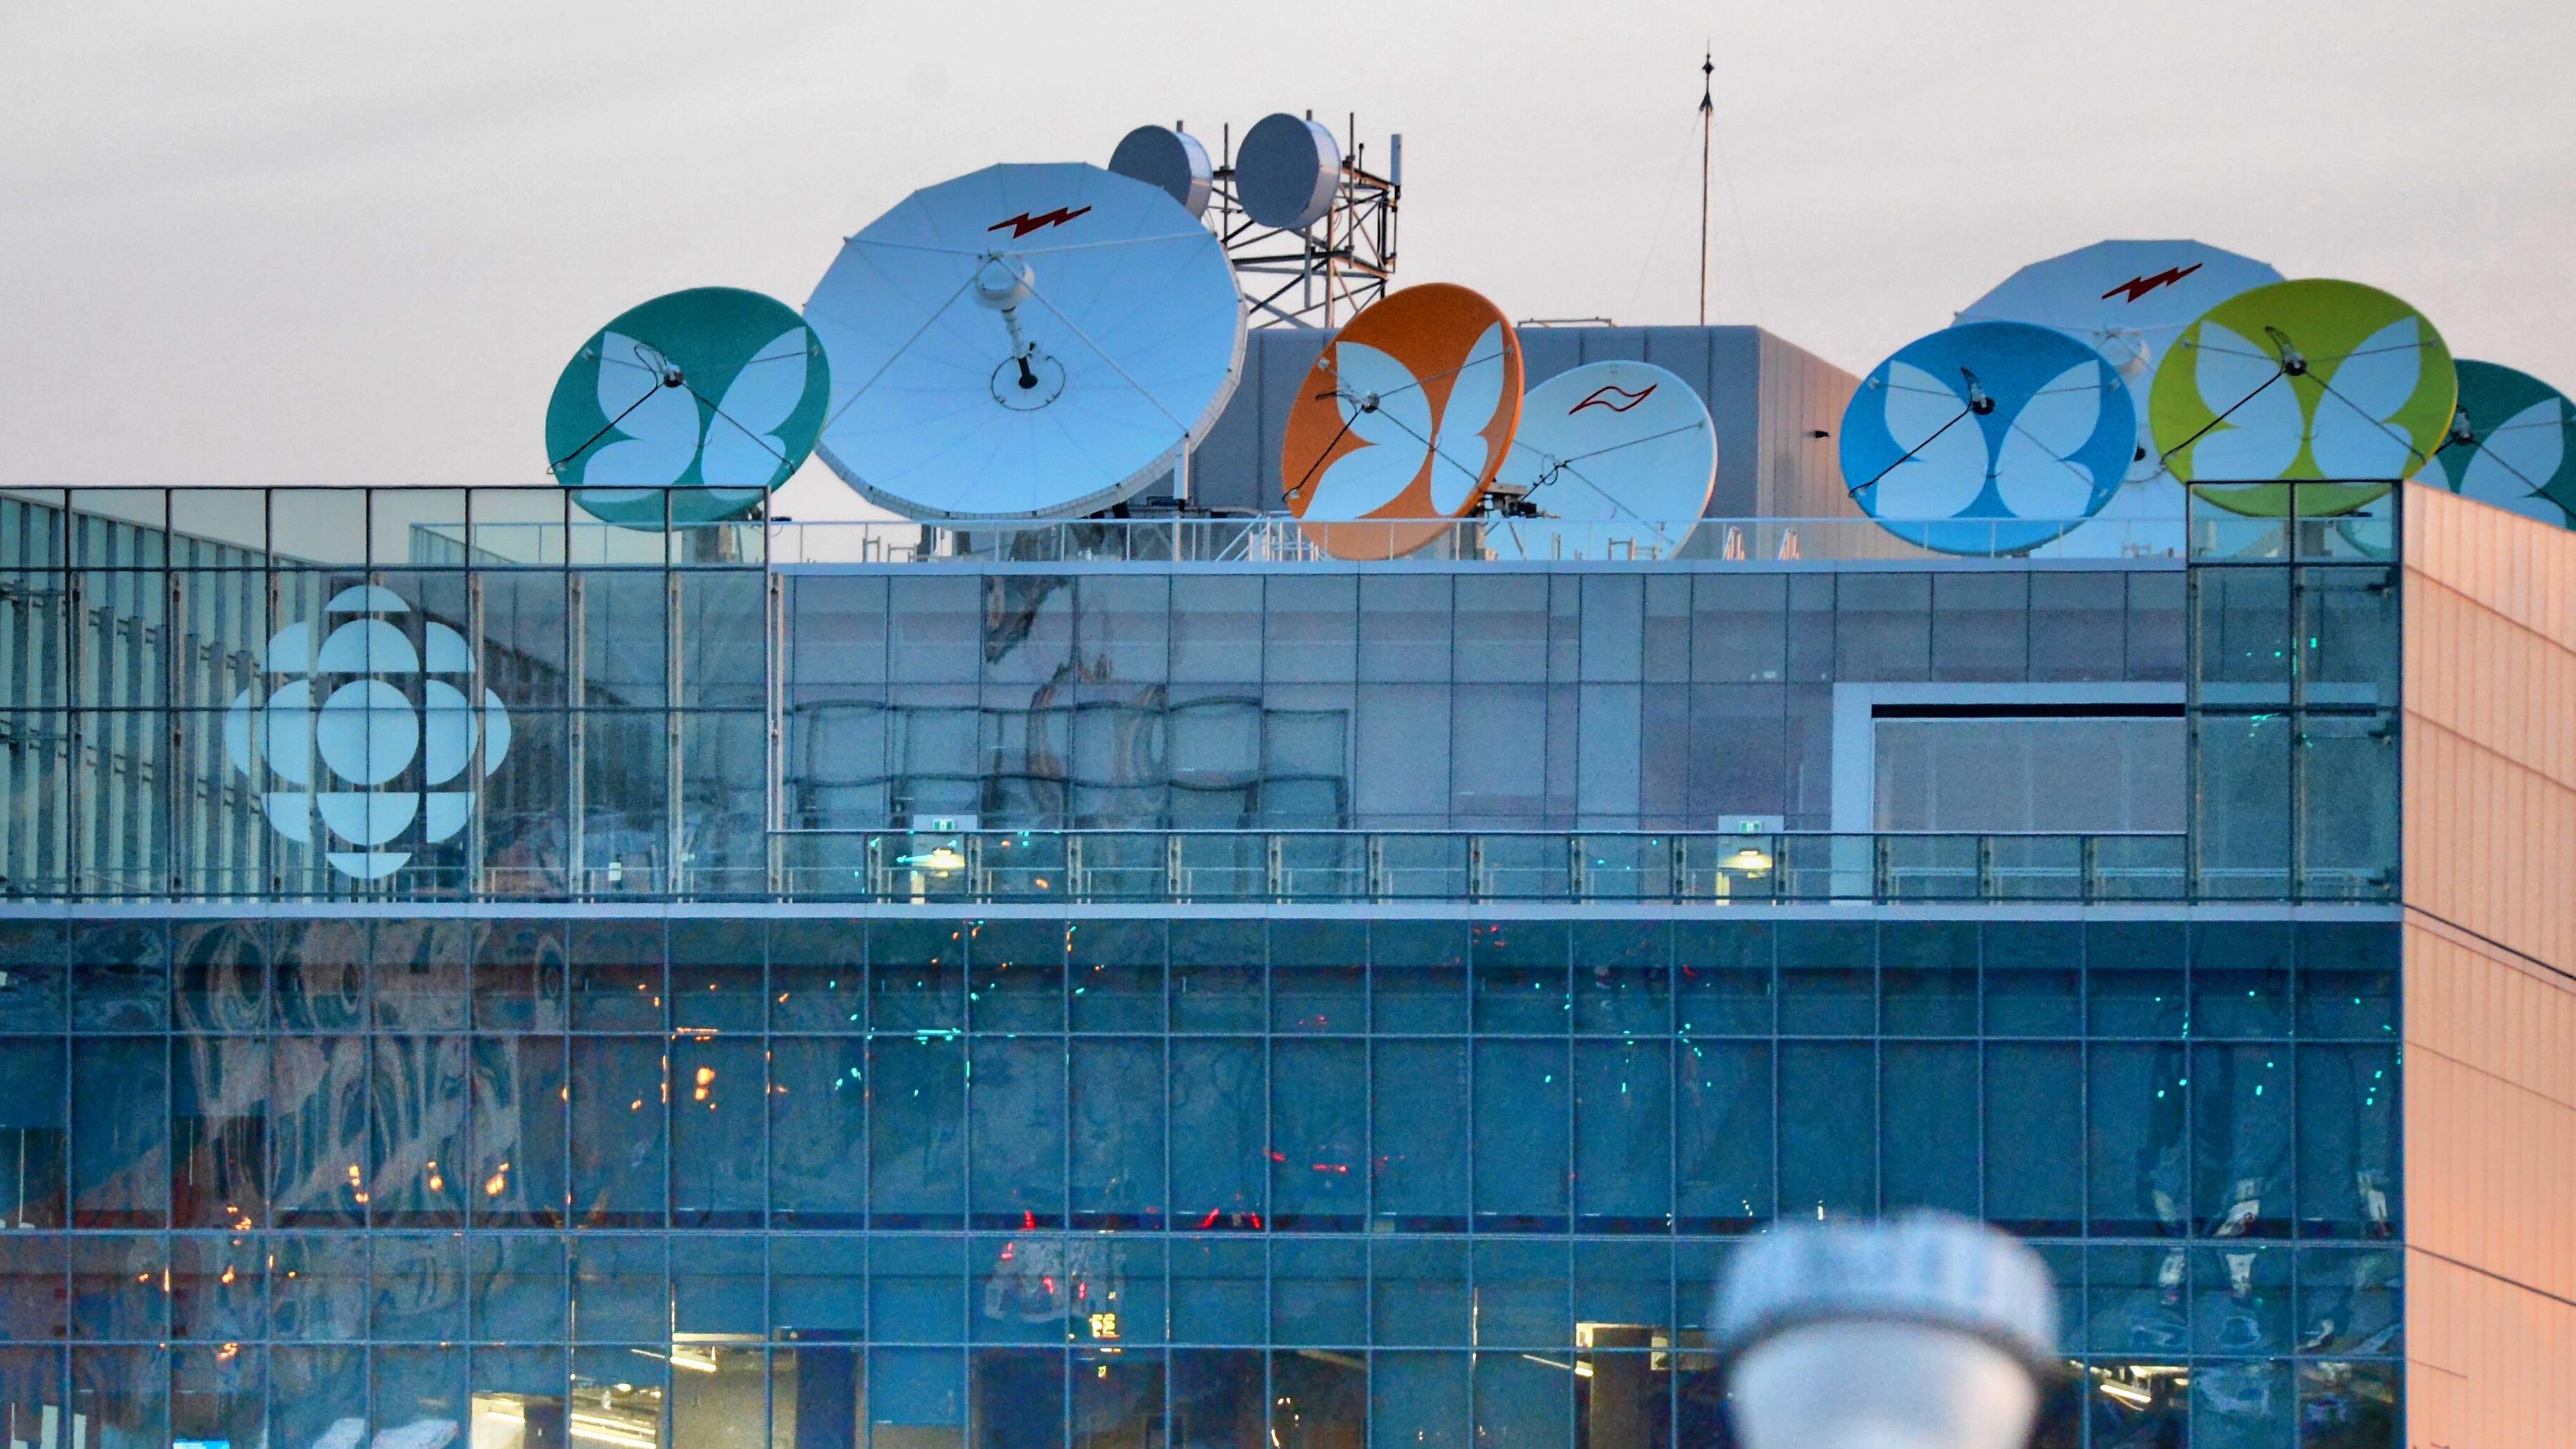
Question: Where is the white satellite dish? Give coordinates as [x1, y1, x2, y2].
[1486, 360, 1716, 559]
[1957, 240, 2283, 486]
[803, 163, 1246, 519]
[1109, 124, 1213, 219]
[1235, 112, 1341, 231]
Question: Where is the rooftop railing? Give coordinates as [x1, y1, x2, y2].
[764, 830, 2213, 906]
[5, 486, 2402, 569]
[19, 829, 2394, 906]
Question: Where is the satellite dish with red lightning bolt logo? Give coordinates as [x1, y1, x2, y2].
[1957, 240, 2283, 552]
[804, 163, 1245, 518]
[989, 205, 1092, 238]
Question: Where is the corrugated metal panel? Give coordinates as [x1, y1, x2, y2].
[2401, 482, 2576, 1448]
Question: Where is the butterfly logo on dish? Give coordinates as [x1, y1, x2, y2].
[2445, 388, 2572, 525]
[1868, 359, 2121, 521]
[2177, 317, 2434, 480]
[1298, 322, 1512, 520]
[1571, 383, 1657, 414]
[580, 328, 816, 490]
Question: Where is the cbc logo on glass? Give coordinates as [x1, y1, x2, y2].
[223, 585, 512, 880]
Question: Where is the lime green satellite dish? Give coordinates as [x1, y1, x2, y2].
[2426, 359, 2576, 528]
[545, 287, 829, 528]
[2149, 279, 2456, 518]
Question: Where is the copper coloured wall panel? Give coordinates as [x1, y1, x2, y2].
[2408, 1250, 2576, 1449]
[2403, 924, 2576, 1300]
[2401, 484, 2576, 1449]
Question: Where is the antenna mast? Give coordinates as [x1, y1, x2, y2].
[1698, 47, 1715, 326]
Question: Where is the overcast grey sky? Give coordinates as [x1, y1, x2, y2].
[7, 0, 2572, 506]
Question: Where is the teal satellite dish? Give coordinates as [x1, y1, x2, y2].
[544, 286, 830, 528]
[2428, 359, 2576, 528]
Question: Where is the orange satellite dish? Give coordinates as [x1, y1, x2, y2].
[1280, 283, 1523, 559]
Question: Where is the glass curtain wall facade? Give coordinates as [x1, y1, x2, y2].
[0, 911, 2402, 1449]
[0, 487, 2407, 1449]
[0, 488, 2398, 904]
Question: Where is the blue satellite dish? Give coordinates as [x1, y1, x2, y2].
[1840, 321, 2136, 556]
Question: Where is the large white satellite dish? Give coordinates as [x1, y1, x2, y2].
[1958, 240, 2283, 487]
[1486, 360, 1716, 559]
[1959, 240, 2283, 555]
[803, 163, 1246, 519]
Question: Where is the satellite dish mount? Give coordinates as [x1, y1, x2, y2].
[1115, 113, 1401, 330]
[976, 254, 1066, 409]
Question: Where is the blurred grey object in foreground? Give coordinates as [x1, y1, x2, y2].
[1714, 1211, 2058, 1449]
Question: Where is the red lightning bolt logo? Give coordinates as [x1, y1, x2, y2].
[1570, 383, 1657, 414]
[2102, 262, 2203, 303]
[989, 205, 1092, 238]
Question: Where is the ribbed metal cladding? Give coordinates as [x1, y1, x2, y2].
[2400, 482, 2576, 1448]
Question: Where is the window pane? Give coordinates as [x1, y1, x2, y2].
[771, 1038, 867, 1227]
[2089, 1043, 2189, 1237]
[470, 1232, 566, 1341]
[872, 1037, 964, 1228]
[472, 1035, 566, 1227]
[1360, 575, 1451, 682]
[1370, 922, 1467, 1034]
[1983, 921, 2080, 1036]
[968, 1037, 1065, 1229]
[1473, 1041, 1568, 1230]
[1985, 1044, 2082, 1235]
[1371, 1351, 1468, 1449]
[1373, 1040, 1467, 1232]
[1172, 1349, 1264, 1448]
[1880, 1042, 1976, 1216]
[1270, 1240, 1364, 1346]
[1068, 921, 1162, 1033]
[2029, 573, 2126, 682]
[173, 1036, 265, 1228]
[2295, 923, 2396, 1040]
[269, 1035, 368, 1226]
[1269, 1041, 1364, 1231]
[1930, 571, 2027, 682]
[2193, 712, 2291, 898]
[1170, 1041, 1263, 1230]
[1071, 1038, 1162, 1230]
[1573, 1040, 1669, 1231]
[1776, 921, 1871, 1035]
[1675, 1041, 1770, 1232]
[1873, 716, 2183, 832]
[71, 1035, 165, 1227]
[1264, 576, 1355, 683]
[0, 1038, 64, 1229]
[672, 1037, 764, 1228]
[1835, 574, 1930, 680]
[2193, 1042, 2292, 1238]
[1373, 1239, 1467, 1348]
[1779, 1043, 1872, 1219]
[1271, 920, 1365, 1034]
[2191, 921, 2292, 1038]
[1274, 1352, 1365, 1449]
[569, 1037, 666, 1228]
[1879, 921, 1976, 1035]
[2296, 1044, 2398, 1240]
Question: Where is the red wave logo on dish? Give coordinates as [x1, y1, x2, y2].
[989, 205, 1093, 238]
[2101, 263, 2203, 303]
[1570, 383, 1657, 414]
